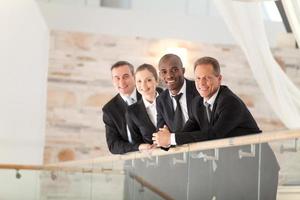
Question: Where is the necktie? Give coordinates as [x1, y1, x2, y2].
[173, 93, 183, 132]
[125, 96, 135, 143]
[204, 102, 212, 123]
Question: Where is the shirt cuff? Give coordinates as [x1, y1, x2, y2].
[170, 133, 177, 145]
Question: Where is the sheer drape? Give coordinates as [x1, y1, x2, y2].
[282, 0, 300, 46]
[213, 0, 300, 129]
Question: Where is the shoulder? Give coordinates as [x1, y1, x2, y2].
[127, 100, 143, 114]
[217, 86, 245, 106]
[157, 89, 169, 101]
[185, 78, 198, 95]
[156, 87, 164, 94]
[102, 94, 122, 112]
[185, 78, 195, 85]
[191, 95, 202, 105]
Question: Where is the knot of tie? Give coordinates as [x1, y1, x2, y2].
[204, 101, 211, 109]
[174, 93, 183, 103]
[126, 97, 135, 105]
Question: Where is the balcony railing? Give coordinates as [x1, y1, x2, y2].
[1, 129, 300, 200]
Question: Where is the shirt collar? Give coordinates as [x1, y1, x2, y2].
[143, 92, 158, 109]
[169, 79, 186, 97]
[204, 87, 220, 107]
[120, 89, 137, 103]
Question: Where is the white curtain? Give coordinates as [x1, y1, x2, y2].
[282, 0, 300, 47]
[213, 0, 300, 129]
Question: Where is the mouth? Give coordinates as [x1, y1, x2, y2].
[166, 80, 176, 85]
[119, 85, 128, 90]
[141, 88, 150, 92]
[198, 87, 209, 92]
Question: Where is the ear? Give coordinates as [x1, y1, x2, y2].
[218, 75, 222, 82]
[182, 67, 185, 75]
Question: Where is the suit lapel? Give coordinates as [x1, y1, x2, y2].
[115, 94, 129, 138]
[210, 86, 224, 125]
[196, 98, 209, 128]
[186, 80, 193, 113]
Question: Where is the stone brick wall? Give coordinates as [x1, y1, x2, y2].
[44, 30, 300, 164]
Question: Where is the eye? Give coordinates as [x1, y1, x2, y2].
[160, 70, 167, 75]
[172, 68, 178, 73]
[113, 76, 120, 81]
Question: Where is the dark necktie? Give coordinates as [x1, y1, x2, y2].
[173, 93, 183, 132]
[204, 102, 212, 123]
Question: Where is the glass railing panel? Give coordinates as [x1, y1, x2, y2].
[131, 151, 190, 200]
[40, 163, 93, 200]
[0, 168, 40, 200]
[260, 137, 300, 200]
[91, 154, 136, 200]
[188, 144, 262, 200]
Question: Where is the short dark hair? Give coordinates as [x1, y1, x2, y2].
[194, 56, 220, 76]
[135, 63, 158, 81]
[111, 61, 134, 75]
[158, 54, 183, 68]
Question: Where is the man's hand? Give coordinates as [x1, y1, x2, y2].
[152, 125, 171, 147]
[138, 143, 156, 152]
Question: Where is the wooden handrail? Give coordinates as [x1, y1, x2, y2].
[1, 129, 299, 171]
[129, 172, 175, 200]
[46, 128, 300, 167]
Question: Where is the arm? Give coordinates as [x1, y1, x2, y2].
[103, 109, 140, 154]
[125, 110, 145, 144]
[156, 97, 166, 129]
[175, 97, 244, 145]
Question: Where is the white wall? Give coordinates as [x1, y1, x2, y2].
[37, 0, 284, 47]
[0, 0, 49, 164]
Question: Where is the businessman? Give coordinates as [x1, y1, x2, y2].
[154, 54, 212, 200]
[156, 53, 198, 133]
[102, 61, 151, 154]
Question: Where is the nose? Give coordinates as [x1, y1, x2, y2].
[119, 78, 126, 87]
[200, 78, 207, 86]
[141, 81, 148, 91]
[165, 70, 174, 79]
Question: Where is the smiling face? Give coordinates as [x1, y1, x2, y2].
[159, 57, 185, 95]
[195, 63, 222, 101]
[111, 64, 135, 96]
[135, 69, 158, 103]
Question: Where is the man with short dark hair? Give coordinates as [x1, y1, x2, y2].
[156, 53, 198, 134]
[102, 61, 144, 154]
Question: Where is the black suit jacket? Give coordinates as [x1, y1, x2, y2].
[102, 91, 142, 154]
[126, 87, 163, 144]
[156, 79, 198, 132]
[176, 85, 261, 145]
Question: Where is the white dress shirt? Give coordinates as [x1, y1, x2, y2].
[169, 79, 189, 123]
[143, 93, 159, 126]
